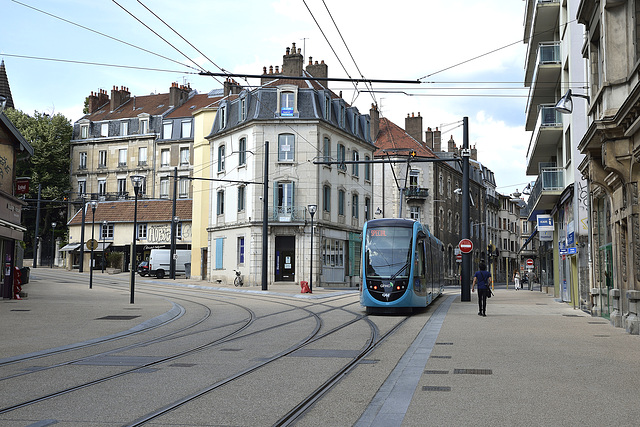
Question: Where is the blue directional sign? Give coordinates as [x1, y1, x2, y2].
[537, 215, 554, 231]
[559, 247, 578, 255]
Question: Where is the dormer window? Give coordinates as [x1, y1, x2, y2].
[340, 104, 345, 128]
[101, 123, 109, 137]
[239, 96, 247, 121]
[280, 91, 294, 116]
[80, 124, 89, 139]
[219, 104, 227, 128]
[323, 94, 331, 120]
[163, 121, 172, 139]
[139, 118, 149, 134]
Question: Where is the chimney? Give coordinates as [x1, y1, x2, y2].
[223, 78, 243, 97]
[110, 85, 130, 112]
[369, 104, 380, 142]
[282, 42, 303, 77]
[471, 144, 478, 161]
[448, 135, 456, 153]
[170, 82, 191, 107]
[88, 89, 109, 114]
[306, 57, 328, 81]
[425, 127, 434, 149]
[405, 112, 423, 142]
[434, 127, 442, 152]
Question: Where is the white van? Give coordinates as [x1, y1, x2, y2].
[148, 249, 191, 279]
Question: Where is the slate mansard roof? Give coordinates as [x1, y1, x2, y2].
[207, 74, 373, 145]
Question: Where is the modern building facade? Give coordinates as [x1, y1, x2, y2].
[523, 0, 590, 307]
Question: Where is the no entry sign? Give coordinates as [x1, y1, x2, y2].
[526, 258, 534, 267]
[459, 239, 473, 254]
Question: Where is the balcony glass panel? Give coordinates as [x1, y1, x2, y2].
[540, 105, 562, 127]
[538, 42, 560, 64]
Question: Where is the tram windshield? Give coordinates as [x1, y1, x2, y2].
[364, 226, 413, 279]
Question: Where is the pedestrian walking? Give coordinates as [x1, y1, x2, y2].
[514, 271, 521, 290]
[471, 262, 492, 317]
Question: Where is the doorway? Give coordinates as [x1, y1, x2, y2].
[275, 236, 295, 282]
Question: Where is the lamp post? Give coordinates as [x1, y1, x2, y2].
[50, 222, 56, 268]
[102, 220, 107, 274]
[89, 200, 97, 289]
[308, 204, 317, 294]
[130, 175, 144, 304]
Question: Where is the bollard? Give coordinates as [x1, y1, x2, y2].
[625, 290, 640, 334]
[610, 289, 622, 328]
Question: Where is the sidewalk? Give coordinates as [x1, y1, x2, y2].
[397, 287, 640, 426]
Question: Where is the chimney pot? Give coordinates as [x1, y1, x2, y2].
[309, 56, 313, 65]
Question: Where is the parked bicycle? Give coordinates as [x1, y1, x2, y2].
[234, 270, 244, 287]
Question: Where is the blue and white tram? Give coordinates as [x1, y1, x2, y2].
[360, 218, 444, 313]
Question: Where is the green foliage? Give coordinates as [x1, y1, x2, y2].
[3, 108, 73, 257]
[106, 252, 124, 269]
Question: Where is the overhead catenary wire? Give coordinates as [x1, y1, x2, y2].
[9, 0, 201, 72]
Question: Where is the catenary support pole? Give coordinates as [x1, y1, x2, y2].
[461, 117, 471, 302]
[262, 140, 269, 291]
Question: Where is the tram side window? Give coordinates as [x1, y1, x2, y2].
[425, 239, 432, 289]
[415, 240, 425, 278]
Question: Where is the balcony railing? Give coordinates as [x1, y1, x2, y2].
[405, 187, 429, 199]
[539, 105, 562, 127]
[271, 205, 305, 222]
[526, 167, 564, 213]
[537, 42, 560, 65]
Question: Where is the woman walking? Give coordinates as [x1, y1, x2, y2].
[514, 271, 521, 290]
[471, 262, 492, 317]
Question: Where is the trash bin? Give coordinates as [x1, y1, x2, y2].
[185, 263, 191, 279]
[20, 267, 30, 284]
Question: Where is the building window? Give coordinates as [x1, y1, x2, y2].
[160, 177, 169, 198]
[278, 134, 295, 162]
[117, 178, 126, 196]
[324, 95, 331, 120]
[118, 149, 127, 167]
[410, 169, 419, 188]
[176, 222, 182, 240]
[280, 91, 295, 116]
[120, 121, 128, 136]
[337, 144, 346, 172]
[352, 150, 359, 177]
[323, 185, 331, 212]
[161, 149, 170, 167]
[217, 190, 225, 215]
[218, 145, 225, 172]
[181, 120, 191, 138]
[101, 223, 114, 239]
[323, 239, 344, 267]
[215, 238, 224, 269]
[98, 150, 107, 168]
[78, 180, 86, 196]
[339, 104, 345, 128]
[239, 137, 247, 166]
[180, 147, 189, 166]
[179, 177, 189, 198]
[101, 123, 108, 137]
[239, 97, 247, 121]
[438, 172, 443, 195]
[365, 197, 371, 220]
[364, 156, 371, 181]
[79, 152, 87, 170]
[410, 206, 420, 221]
[138, 147, 147, 165]
[352, 194, 359, 218]
[80, 124, 89, 139]
[98, 179, 106, 196]
[137, 223, 147, 240]
[238, 236, 245, 265]
[238, 186, 246, 212]
[219, 105, 227, 128]
[163, 121, 172, 139]
[323, 137, 331, 162]
[139, 118, 149, 134]
[338, 189, 345, 216]
[277, 182, 294, 213]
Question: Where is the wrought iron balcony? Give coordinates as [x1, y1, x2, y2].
[271, 206, 305, 222]
[405, 187, 429, 199]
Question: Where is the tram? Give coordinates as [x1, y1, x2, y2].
[360, 218, 444, 313]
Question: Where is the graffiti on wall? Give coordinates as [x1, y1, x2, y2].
[146, 224, 192, 243]
[577, 178, 589, 235]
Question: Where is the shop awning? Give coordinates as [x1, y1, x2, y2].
[59, 243, 81, 252]
[518, 230, 538, 254]
[96, 242, 111, 251]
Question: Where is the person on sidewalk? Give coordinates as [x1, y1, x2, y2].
[471, 262, 492, 317]
[514, 271, 521, 290]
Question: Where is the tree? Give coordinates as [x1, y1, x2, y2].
[4, 108, 72, 259]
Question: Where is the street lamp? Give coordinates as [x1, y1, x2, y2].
[50, 222, 56, 268]
[130, 175, 144, 304]
[554, 89, 590, 114]
[89, 200, 97, 289]
[308, 204, 317, 294]
[102, 220, 107, 274]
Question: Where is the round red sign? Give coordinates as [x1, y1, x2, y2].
[459, 239, 473, 254]
[526, 258, 534, 266]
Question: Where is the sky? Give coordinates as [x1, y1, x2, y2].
[1, 0, 534, 195]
